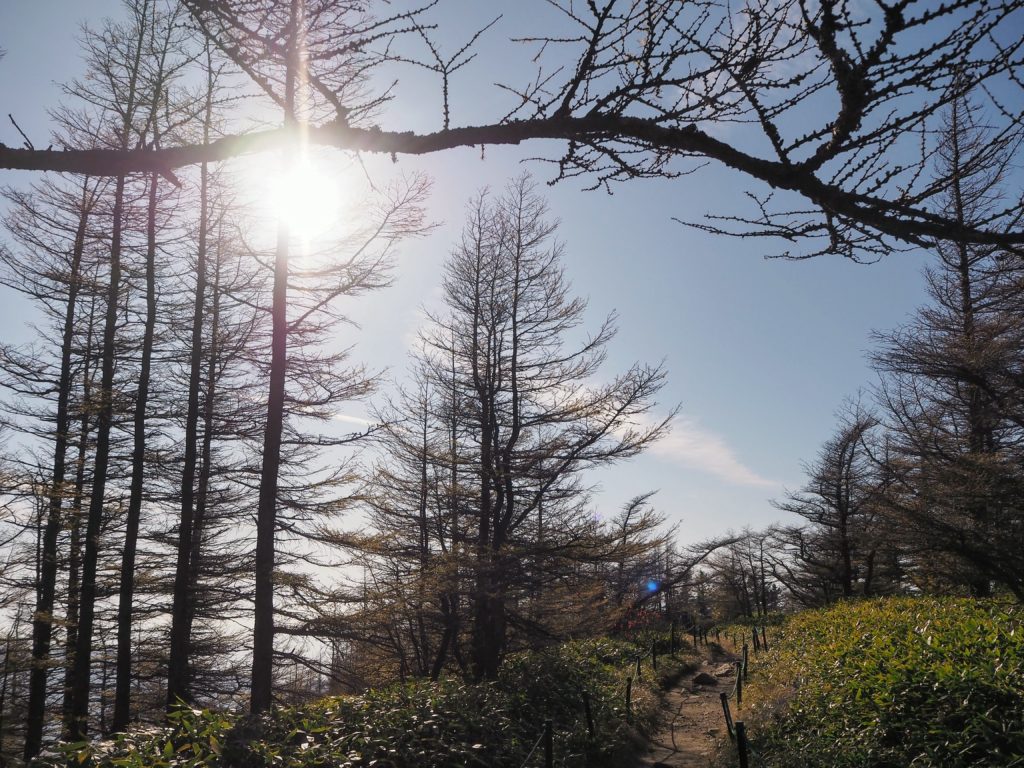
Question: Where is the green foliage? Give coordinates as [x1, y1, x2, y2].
[742, 597, 1024, 768]
[41, 708, 234, 768]
[40, 637, 697, 768]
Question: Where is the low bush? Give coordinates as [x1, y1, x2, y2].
[41, 636, 698, 768]
[737, 597, 1024, 768]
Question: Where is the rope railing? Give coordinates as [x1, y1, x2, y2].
[516, 721, 551, 768]
[518, 631, 673, 767]
[734, 720, 771, 768]
[667, 620, 772, 766]
[517, 621, 758, 767]
[745, 733, 768, 767]
[717, 626, 771, 768]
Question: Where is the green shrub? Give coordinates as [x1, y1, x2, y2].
[740, 597, 1024, 768]
[41, 637, 698, 768]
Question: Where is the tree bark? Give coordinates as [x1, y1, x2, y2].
[183, 233, 222, 675]
[251, 206, 289, 713]
[62, 304, 96, 735]
[250, 0, 299, 714]
[949, 98, 993, 599]
[168, 42, 217, 707]
[66, 173, 126, 741]
[168, 160, 209, 710]
[112, 167, 159, 733]
[23, 181, 92, 761]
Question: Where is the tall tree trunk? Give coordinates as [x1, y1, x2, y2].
[112, 168, 159, 733]
[24, 185, 92, 760]
[62, 303, 97, 734]
[168, 42, 217, 705]
[251, 0, 300, 713]
[863, 549, 877, 597]
[66, 1, 147, 733]
[838, 442, 855, 599]
[949, 98, 993, 598]
[469, 455, 496, 677]
[838, 519, 853, 598]
[471, 573, 505, 680]
[469, 329, 497, 680]
[251, 205, 290, 713]
[183, 238, 222, 671]
[168, 164, 209, 709]
[471, 404, 502, 680]
[67, 173, 126, 741]
[950, 101, 987, 456]
[414, 404, 431, 676]
[0, 632, 10, 754]
[430, 597, 456, 681]
[431, 370, 461, 681]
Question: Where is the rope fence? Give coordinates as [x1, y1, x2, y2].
[517, 721, 552, 768]
[515, 629, 673, 767]
[515, 620, 771, 767]
[716, 624, 772, 768]
[647, 619, 773, 768]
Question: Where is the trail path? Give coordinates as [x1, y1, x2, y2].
[632, 646, 738, 768]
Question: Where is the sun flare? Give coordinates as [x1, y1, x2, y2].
[268, 158, 341, 240]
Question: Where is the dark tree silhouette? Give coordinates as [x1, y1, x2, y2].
[873, 93, 1024, 598]
[414, 177, 668, 679]
[1, 173, 105, 759]
[2, 1, 1023, 256]
[773, 400, 891, 603]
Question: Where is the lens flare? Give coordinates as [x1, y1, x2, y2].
[268, 158, 340, 239]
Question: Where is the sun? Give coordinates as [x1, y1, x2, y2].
[268, 158, 341, 240]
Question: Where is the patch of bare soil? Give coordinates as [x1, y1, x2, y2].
[630, 646, 737, 768]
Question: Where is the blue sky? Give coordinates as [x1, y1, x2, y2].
[0, 0, 933, 543]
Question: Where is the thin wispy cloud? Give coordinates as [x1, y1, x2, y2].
[334, 413, 374, 428]
[649, 414, 777, 489]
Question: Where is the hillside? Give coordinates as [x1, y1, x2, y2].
[734, 598, 1024, 768]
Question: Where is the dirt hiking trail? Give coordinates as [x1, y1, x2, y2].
[631, 645, 739, 768]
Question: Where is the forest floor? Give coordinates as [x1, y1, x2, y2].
[630, 644, 738, 768]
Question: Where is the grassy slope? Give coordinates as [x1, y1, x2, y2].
[40, 636, 697, 768]
[739, 597, 1024, 768]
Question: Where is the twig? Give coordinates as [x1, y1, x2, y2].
[8, 114, 34, 150]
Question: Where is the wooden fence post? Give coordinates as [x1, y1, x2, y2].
[582, 690, 595, 738]
[543, 719, 553, 768]
[736, 721, 749, 768]
[752, 626, 760, 653]
[761, 625, 768, 652]
[735, 662, 743, 707]
[742, 644, 749, 681]
[635, 654, 642, 681]
[626, 676, 633, 716]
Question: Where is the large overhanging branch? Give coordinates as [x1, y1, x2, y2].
[3, 1, 1023, 259]
[3, 115, 1022, 249]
